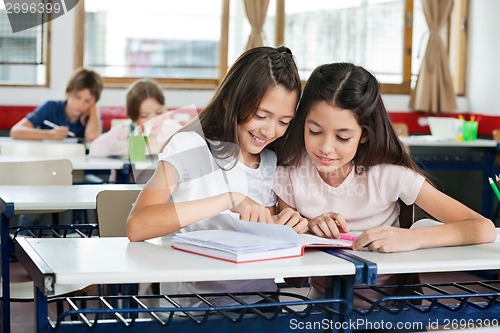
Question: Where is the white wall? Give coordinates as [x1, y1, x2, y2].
[0, 1, 494, 114]
[467, 0, 500, 115]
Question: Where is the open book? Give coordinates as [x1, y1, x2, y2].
[171, 215, 356, 263]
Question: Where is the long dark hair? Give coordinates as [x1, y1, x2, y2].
[278, 62, 420, 174]
[174, 46, 301, 163]
[278, 62, 427, 229]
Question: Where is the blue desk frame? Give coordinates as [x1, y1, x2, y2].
[14, 239, 500, 333]
[401, 138, 498, 219]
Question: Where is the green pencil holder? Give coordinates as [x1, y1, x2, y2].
[128, 135, 147, 162]
[462, 121, 478, 141]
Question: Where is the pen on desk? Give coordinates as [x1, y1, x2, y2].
[43, 120, 76, 137]
[488, 177, 500, 202]
[339, 233, 358, 241]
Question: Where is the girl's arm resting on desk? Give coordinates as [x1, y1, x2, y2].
[127, 161, 274, 241]
[353, 181, 497, 252]
[127, 193, 238, 241]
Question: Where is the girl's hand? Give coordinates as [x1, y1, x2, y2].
[309, 212, 349, 239]
[230, 193, 274, 224]
[273, 208, 309, 234]
[353, 225, 418, 252]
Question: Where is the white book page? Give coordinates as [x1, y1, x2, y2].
[299, 233, 353, 247]
[173, 229, 296, 254]
[173, 215, 356, 254]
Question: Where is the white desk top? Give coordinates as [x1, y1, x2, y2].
[16, 237, 355, 290]
[0, 137, 80, 144]
[0, 155, 125, 170]
[343, 229, 500, 274]
[400, 136, 497, 148]
[0, 184, 141, 214]
[132, 160, 157, 171]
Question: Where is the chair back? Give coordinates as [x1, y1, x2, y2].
[392, 122, 409, 137]
[0, 159, 73, 185]
[0, 143, 86, 156]
[96, 189, 140, 237]
[492, 129, 500, 142]
[2, 159, 88, 301]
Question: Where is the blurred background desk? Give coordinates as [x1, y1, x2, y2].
[0, 155, 129, 184]
[0, 184, 141, 333]
[400, 136, 498, 220]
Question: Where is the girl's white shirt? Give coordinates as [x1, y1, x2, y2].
[157, 131, 278, 307]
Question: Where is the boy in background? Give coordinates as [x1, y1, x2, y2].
[10, 68, 103, 142]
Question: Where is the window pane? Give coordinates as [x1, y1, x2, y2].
[0, 4, 47, 85]
[283, 0, 405, 83]
[84, 0, 222, 79]
[411, 0, 427, 88]
[228, 0, 276, 66]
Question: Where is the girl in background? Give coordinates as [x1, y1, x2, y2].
[89, 79, 180, 158]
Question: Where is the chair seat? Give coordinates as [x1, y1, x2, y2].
[1, 281, 91, 301]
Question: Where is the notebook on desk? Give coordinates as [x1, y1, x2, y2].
[171, 215, 355, 263]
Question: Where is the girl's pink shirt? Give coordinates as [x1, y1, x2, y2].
[273, 153, 424, 231]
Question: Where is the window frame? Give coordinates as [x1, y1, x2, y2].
[0, 15, 51, 87]
[74, 0, 228, 89]
[74, 0, 467, 95]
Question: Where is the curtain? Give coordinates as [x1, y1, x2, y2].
[409, 0, 456, 113]
[244, 0, 270, 50]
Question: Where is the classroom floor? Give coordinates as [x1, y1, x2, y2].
[9, 261, 495, 333]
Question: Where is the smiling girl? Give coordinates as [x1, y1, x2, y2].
[126, 46, 302, 307]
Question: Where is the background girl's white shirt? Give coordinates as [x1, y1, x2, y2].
[89, 117, 181, 157]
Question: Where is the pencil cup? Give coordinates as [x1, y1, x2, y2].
[128, 135, 147, 162]
[462, 121, 478, 141]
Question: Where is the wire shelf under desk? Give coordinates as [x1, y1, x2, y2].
[41, 280, 500, 333]
[44, 290, 347, 333]
[352, 280, 500, 330]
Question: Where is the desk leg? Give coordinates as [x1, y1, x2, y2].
[482, 147, 495, 219]
[34, 287, 48, 333]
[118, 163, 131, 184]
[326, 275, 355, 333]
[1, 214, 10, 333]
